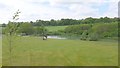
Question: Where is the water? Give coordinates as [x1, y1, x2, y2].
[47, 36, 66, 39]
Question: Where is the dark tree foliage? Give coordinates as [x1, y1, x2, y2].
[18, 22, 34, 35]
[30, 17, 119, 26]
[1, 23, 6, 27]
[5, 17, 118, 27]
[64, 24, 91, 35]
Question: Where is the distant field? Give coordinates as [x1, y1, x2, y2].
[2, 36, 118, 66]
[2, 26, 67, 32]
[45, 26, 67, 31]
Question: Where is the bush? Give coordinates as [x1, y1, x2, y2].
[18, 22, 34, 35]
[2, 28, 5, 34]
[91, 22, 118, 38]
[80, 30, 88, 40]
[88, 33, 99, 41]
[34, 26, 48, 36]
[64, 24, 91, 35]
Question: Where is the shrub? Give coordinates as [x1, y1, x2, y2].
[91, 22, 118, 38]
[80, 30, 88, 40]
[18, 22, 34, 35]
[88, 33, 99, 41]
[64, 24, 91, 35]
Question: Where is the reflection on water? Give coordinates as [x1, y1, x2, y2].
[47, 36, 66, 39]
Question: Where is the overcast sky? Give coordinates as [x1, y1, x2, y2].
[0, 0, 119, 24]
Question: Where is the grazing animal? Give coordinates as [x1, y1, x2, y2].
[43, 35, 47, 40]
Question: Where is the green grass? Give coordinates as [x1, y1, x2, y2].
[0, 27, 2, 34]
[0, 26, 2, 66]
[0, 36, 2, 67]
[45, 26, 67, 31]
[2, 36, 118, 66]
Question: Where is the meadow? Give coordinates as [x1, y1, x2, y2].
[2, 36, 118, 66]
[0, 27, 2, 67]
[46, 26, 67, 31]
[0, 37, 1, 67]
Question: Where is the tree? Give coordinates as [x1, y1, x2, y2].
[88, 33, 99, 41]
[18, 22, 34, 35]
[34, 26, 47, 36]
[2, 23, 6, 27]
[91, 23, 118, 38]
[64, 24, 91, 35]
[4, 9, 21, 65]
[50, 19, 57, 26]
[80, 30, 88, 40]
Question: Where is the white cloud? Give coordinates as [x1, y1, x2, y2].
[0, 0, 119, 24]
[68, 4, 99, 16]
[102, 2, 118, 17]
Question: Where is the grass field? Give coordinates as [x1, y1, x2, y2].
[0, 27, 2, 67]
[2, 36, 118, 66]
[46, 26, 67, 31]
[0, 37, 1, 67]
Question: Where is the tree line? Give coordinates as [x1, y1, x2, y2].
[2, 17, 119, 41]
[1, 17, 119, 27]
[29, 17, 119, 26]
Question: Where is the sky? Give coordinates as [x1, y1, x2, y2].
[0, 0, 119, 24]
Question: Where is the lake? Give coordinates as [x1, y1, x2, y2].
[47, 36, 66, 39]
